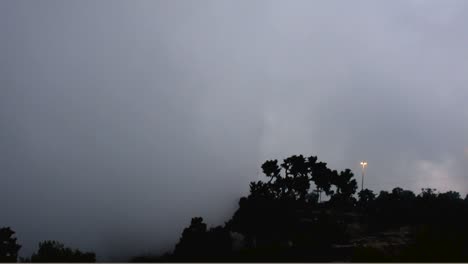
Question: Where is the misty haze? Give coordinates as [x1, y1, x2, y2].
[2, 0, 468, 262]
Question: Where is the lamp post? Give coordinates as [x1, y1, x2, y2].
[360, 161, 367, 192]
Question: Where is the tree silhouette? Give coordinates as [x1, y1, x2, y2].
[438, 190, 461, 201]
[329, 169, 357, 208]
[173, 217, 232, 261]
[30, 240, 95, 262]
[333, 169, 357, 196]
[259, 155, 340, 203]
[309, 159, 333, 202]
[419, 188, 437, 200]
[227, 154, 362, 258]
[174, 217, 208, 257]
[278, 155, 310, 200]
[0, 227, 21, 263]
[357, 188, 376, 210]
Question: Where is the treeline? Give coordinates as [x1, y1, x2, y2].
[131, 155, 468, 262]
[0, 228, 95, 263]
[3, 154, 468, 262]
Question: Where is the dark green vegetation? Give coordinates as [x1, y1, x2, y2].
[3, 154, 468, 262]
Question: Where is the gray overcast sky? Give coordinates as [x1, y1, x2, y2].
[1, 0, 468, 260]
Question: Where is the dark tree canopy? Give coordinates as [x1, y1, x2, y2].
[357, 188, 376, 210]
[31, 240, 96, 263]
[255, 155, 344, 202]
[310, 160, 334, 200]
[0, 227, 21, 263]
[173, 217, 232, 261]
[226, 154, 360, 256]
[332, 169, 358, 197]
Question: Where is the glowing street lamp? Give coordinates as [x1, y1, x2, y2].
[360, 161, 368, 191]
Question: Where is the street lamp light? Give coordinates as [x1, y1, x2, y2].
[360, 161, 368, 192]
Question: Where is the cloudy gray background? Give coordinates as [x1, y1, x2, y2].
[1, 0, 468, 260]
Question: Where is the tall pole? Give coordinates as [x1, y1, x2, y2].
[360, 161, 367, 192]
[361, 168, 364, 191]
